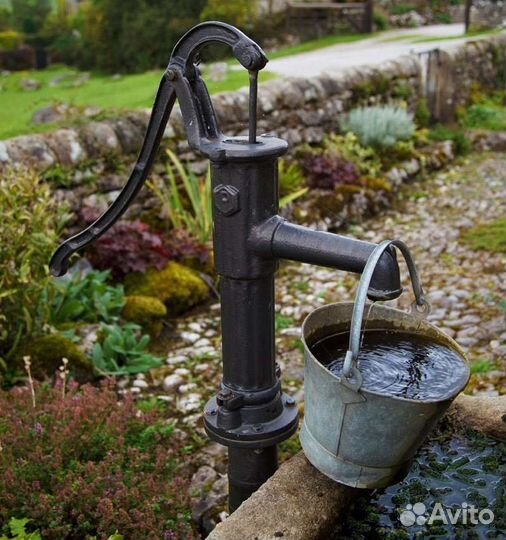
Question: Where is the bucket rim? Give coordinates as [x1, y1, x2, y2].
[301, 302, 470, 404]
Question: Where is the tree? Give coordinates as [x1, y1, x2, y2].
[76, 0, 207, 73]
[10, 0, 51, 38]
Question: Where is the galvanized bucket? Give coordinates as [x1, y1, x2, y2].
[300, 240, 470, 489]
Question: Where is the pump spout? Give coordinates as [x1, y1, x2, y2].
[253, 219, 402, 301]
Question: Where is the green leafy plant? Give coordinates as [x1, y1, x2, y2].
[92, 323, 162, 375]
[0, 518, 41, 540]
[278, 159, 306, 197]
[49, 270, 125, 325]
[322, 133, 383, 177]
[415, 98, 431, 128]
[341, 106, 415, 149]
[461, 219, 506, 253]
[148, 149, 212, 243]
[429, 125, 471, 156]
[0, 167, 70, 364]
[462, 102, 506, 132]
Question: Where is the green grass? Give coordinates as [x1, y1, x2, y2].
[461, 101, 506, 132]
[379, 33, 423, 43]
[412, 29, 502, 44]
[462, 219, 506, 253]
[0, 65, 275, 140]
[267, 32, 373, 60]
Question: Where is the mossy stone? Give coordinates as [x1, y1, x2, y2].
[122, 295, 167, 335]
[19, 334, 94, 381]
[125, 262, 209, 315]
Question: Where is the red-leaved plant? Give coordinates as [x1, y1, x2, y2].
[0, 380, 196, 540]
[302, 154, 363, 190]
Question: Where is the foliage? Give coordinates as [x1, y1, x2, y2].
[341, 106, 415, 149]
[200, 0, 257, 32]
[0, 380, 195, 539]
[462, 102, 506, 132]
[91, 323, 162, 375]
[278, 159, 306, 197]
[125, 261, 209, 315]
[302, 153, 362, 190]
[85, 220, 173, 280]
[0, 167, 69, 363]
[0, 518, 41, 540]
[429, 125, 471, 156]
[161, 228, 211, 272]
[415, 98, 431, 128]
[49, 270, 125, 325]
[322, 132, 382, 177]
[470, 359, 496, 375]
[122, 295, 167, 335]
[10, 0, 51, 42]
[373, 8, 389, 31]
[390, 3, 417, 16]
[0, 30, 23, 51]
[148, 149, 212, 244]
[76, 0, 206, 73]
[461, 219, 506, 253]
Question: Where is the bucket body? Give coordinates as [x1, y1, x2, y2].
[300, 302, 470, 489]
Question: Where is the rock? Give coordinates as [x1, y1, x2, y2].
[174, 367, 190, 376]
[18, 334, 94, 381]
[180, 331, 200, 344]
[125, 262, 209, 315]
[20, 78, 41, 91]
[208, 62, 228, 83]
[188, 322, 202, 333]
[179, 383, 198, 394]
[178, 393, 202, 412]
[163, 374, 185, 393]
[132, 379, 148, 389]
[32, 105, 66, 125]
[167, 354, 189, 365]
[194, 362, 210, 374]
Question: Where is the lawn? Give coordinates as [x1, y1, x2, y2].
[0, 66, 276, 140]
[0, 31, 372, 141]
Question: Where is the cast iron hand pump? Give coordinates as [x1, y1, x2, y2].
[50, 22, 403, 511]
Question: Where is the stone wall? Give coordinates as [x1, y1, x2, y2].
[1, 34, 505, 176]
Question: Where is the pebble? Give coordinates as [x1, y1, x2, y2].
[174, 367, 191, 376]
[194, 338, 212, 348]
[179, 383, 198, 394]
[188, 322, 203, 333]
[163, 374, 184, 393]
[167, 354, 189, 365]
[178, 393, 202, 412]
[132, 379, 148, 389]
[194, 363, 210, 374]
[180, 331, 200, 344]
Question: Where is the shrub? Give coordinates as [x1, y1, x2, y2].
[373, 8, 389, 31]
[429, 125, 471, 156]
[85, 220, 173, 281]
[322, 133, 383, 177]
[49, 270, 125, 325]
[0, 30, 23, 51]
[341, 106, 415, 149]
[462, 103, 506, 132]
[0, 168, 69, 364]
[0, 380, 195, 539]
[302, 154, 362, 190]
[200, 0, 257, 32]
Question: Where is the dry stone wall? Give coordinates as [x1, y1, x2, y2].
[0, 34, 505, 177]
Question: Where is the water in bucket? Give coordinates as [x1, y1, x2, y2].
[311, 329, 469, 401]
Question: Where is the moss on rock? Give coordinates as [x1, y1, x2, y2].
[18, 334, 94, 381]
[125, 262, 209, 315]
[122, 295, 167, 335]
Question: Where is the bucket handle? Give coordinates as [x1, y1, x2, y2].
[341, 240, 431, 391]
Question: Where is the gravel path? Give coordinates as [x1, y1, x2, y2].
[129, 154, 506, 533]
[267, 24, 493, 77]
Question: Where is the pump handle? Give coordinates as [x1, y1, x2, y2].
[50, 22, 267, 277]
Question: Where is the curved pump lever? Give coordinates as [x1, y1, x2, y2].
[50, 21, 268, 277]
